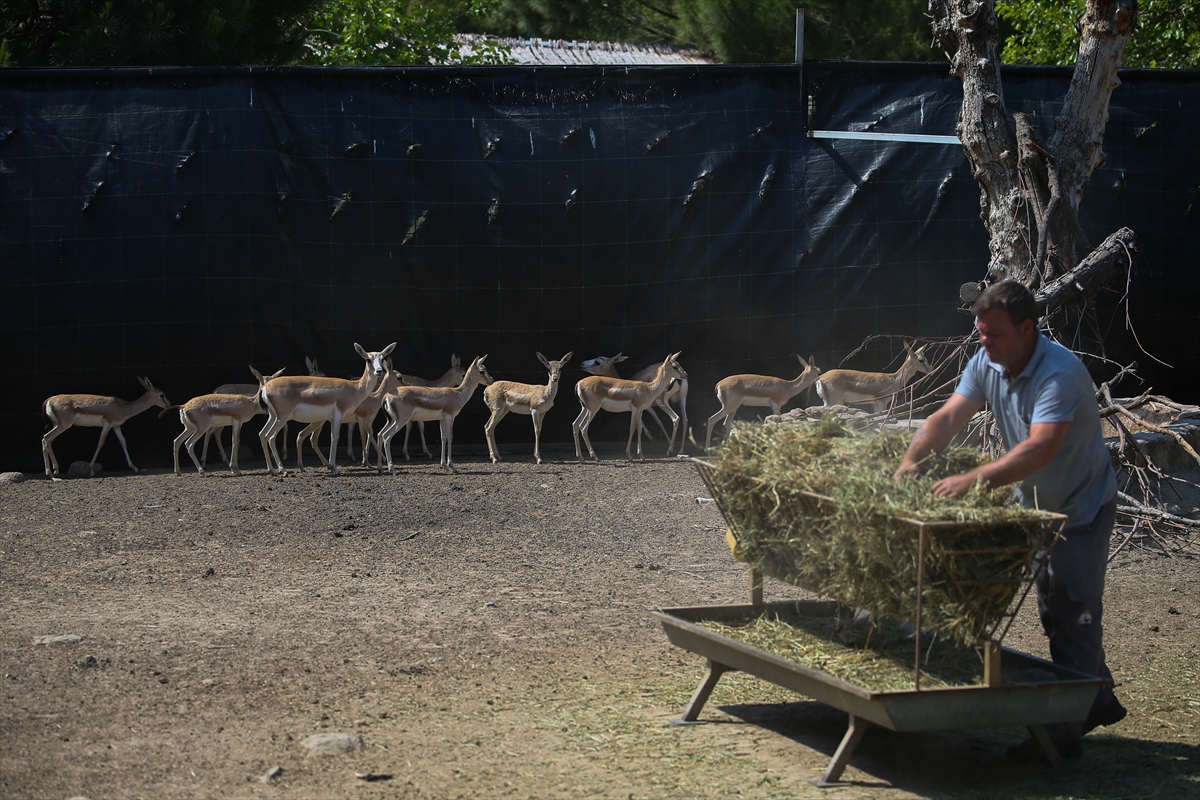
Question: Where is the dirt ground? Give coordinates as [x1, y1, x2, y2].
[1, 444, 1197, 800]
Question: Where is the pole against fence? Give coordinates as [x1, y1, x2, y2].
[795, 9, 805, 64]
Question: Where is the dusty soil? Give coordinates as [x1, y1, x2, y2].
[1, 446, 1197, 800]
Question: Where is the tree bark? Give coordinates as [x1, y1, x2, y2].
[929, 0, 1137, 290]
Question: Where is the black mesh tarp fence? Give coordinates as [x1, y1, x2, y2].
[1, 63, 1196, 473]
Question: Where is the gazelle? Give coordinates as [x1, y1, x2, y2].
[483, 352, 573, 464]
[705, 355, 819, 451]
[42, 376, 171, 480]
[815, 342, 932, 413]
[258, 342, 396, 476]
[174, 367, 280, 476]
[202, 366, 287, 467]
[573, 352, 685, 462]
[376, 355, 493, 475]
[297, 360, 403, 470]
[395, 354, 465, 461]
[580, 352, 690, 455]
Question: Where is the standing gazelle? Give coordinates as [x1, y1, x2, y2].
[258, 342, 396, 477]
[396, 354, 465, 461]
[573, 352, 685, 462]
[484, 352, 573, 464]
[705, 355, 820, 451]
[815, 341, 932, 413]
[174, 367, 282, 476]
[580, 352, 690, 456]
[376, 355, 493, 475]
[41, 376, 172, 480]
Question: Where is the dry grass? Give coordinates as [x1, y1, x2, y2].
[702, 419, 1064, 642]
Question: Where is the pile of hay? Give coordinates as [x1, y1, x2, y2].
[698, 606, 982, 691]
[702, 418, 1062, 642]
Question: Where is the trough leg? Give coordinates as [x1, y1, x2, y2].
[811, 714, 874, 788]
[671, 660, 731, 724]
[1026, 724, 1064, 769]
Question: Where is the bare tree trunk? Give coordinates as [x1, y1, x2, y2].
[929, 0, 1138, 295]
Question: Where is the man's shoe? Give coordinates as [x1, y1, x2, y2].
[1082, 696, 1127, 735]
[1006, 737, 1084, 765]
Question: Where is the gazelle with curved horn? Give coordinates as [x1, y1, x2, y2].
[376, 355, 494, 475]
[572, 352, 685, 462]
[484, 351, 573, 464]
[174, 367, 283, 476]
[815, 341, 932, 413]
[41, 376, 171, 480]
[579, 352, 690, 456]
[705, 355, 820, 451]
[258, 342, 396, 476]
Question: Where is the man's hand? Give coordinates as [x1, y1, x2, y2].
[931, 470, 983, 499]
[892, 460, 921, 483]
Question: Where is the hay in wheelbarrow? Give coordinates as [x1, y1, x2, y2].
[699, 418, 1064, 643]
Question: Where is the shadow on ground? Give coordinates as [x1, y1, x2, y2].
[719, 700, 1198, 798]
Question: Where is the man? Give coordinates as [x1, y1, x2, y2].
[893, 280, 1126, 762]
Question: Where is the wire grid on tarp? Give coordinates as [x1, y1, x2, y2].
[1, 63, 1197, 472]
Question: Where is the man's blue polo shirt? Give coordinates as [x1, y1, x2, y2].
[955, 332, 1116, 527]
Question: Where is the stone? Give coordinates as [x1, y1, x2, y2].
[0, 472, 25, 484]
[300, 732, 363, 757]
[67, 461, 102, 478]
[33, 634, 82, 646]
[261, 765, 283, 783]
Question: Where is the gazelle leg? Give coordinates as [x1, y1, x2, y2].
[173, 426, 190, 475]
[327, 414, 342, 476]
[572, 405, 588, 462]
[42, 423, 68, 478]
[184, 429, 206, 476]
[441, 415, 457, 473]
[531, 410, 543, 464]
[419, 421, 433, 459]
[229, 420, 243, 475]
[484, 407, 506, 464]
[627, 409, 640, 461]
[112, 425, 137, 473]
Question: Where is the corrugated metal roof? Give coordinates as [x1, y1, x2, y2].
[455, 35, 716, 66]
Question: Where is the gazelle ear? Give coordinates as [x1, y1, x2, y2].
[249, 366, 264, 383]
[614, 353, 628, 363]
[354, 343, 368, 359]
[537, 351, 551, 368]
[560, 352, 573, 365]
[904, 340, 914, 353]
[382, 342, 397, 356]
[478, 354, 488, 364]
[139, 376, 152, 390]
[796, 354, 808, 368]
[809, 355, 816, 367]
[452, 354, 461, 370]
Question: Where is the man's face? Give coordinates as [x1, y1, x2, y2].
[976, 308, 1036, 371]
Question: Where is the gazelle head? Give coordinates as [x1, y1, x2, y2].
[663, 351, 685, 381]
[466, 355, 494, 387]
[796, 354, 820, 386]
[138, 376, 171, 409]
[538, 351, 574, 386]
[905, 342, 932, 375]
[355, 342, 398, 385]
[580, 352, 628, 377]
[305, 356, 324, 377]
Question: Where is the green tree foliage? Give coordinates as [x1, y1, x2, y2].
[998, 0, 1200, 68]
[0, 0, 324, 66]
[474, 0, 934, 63]
[299, 0, 509, 65]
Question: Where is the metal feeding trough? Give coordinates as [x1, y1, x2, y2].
[654, 599, 1106, 785]
[656, 460, 1107, 786]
